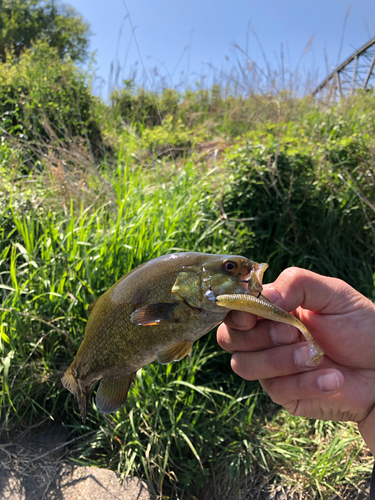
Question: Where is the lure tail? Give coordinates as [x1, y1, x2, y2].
[61, 367, 89, 423]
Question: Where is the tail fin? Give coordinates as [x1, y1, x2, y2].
[61, 368, 89, 423]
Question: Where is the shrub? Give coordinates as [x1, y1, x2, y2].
[0, 41, 102, 160]
[221, 118, 375, 296]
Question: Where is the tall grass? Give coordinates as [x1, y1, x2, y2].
[1, 157, 224, 412]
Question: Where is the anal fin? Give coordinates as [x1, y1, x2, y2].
[157, 341, 193, 365]
[96, 372, 136, 414]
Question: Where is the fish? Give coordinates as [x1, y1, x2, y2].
[61, 252, 324, 422]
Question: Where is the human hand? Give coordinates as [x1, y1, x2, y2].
[217, 267, 375, 453]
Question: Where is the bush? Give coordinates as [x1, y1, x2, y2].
[0, 41, 102, 160]
[221, 116, 375, 296]
[111, 83, 313, 143]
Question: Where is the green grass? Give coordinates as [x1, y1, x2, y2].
[1, 78, 375, 498]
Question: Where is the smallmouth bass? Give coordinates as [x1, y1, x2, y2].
[62, 252, 324, 422]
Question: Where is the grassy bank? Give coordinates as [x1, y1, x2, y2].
[1, 47, 375, 498]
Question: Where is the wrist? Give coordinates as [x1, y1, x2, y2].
[358, 404, 375, 456]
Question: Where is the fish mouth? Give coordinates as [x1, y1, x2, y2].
[240, 261, 268, 297]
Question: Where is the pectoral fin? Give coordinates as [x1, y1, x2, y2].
[96, 373, 136, 414]
[130, 302, 180, 325]
[157, 341, 194, 364]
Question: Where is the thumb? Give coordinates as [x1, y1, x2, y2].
[262, 267, 357, 315]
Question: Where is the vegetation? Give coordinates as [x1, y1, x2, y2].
[0, 42, 102, 162]
[1, 34, 375, 499]
[0, 0, 90, 62]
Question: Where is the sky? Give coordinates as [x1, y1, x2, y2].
[68, 0, 375, 98]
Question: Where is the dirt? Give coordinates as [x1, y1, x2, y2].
[1, 465, 153, 500]
[0, 423, 154, 500]
[0, 423, 371, 499]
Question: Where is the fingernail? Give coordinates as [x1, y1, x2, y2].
[264, 287, 281, 305]
[294, 344, 316, 368]
[270, 323, 294, 345]
[318, 372, 340, 392]
[230, 311, 248, 327]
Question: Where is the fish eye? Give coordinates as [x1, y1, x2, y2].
[223, 261, 237, 272]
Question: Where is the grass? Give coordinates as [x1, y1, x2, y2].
[1, 57, 375, 498]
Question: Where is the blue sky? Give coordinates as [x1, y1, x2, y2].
[68, 0, 375, 97]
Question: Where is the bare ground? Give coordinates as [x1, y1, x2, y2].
[0, 423, 153, 500]
[0, 423, 371, 500]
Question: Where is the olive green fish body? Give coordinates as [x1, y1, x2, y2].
[62, 252, 264, 421]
